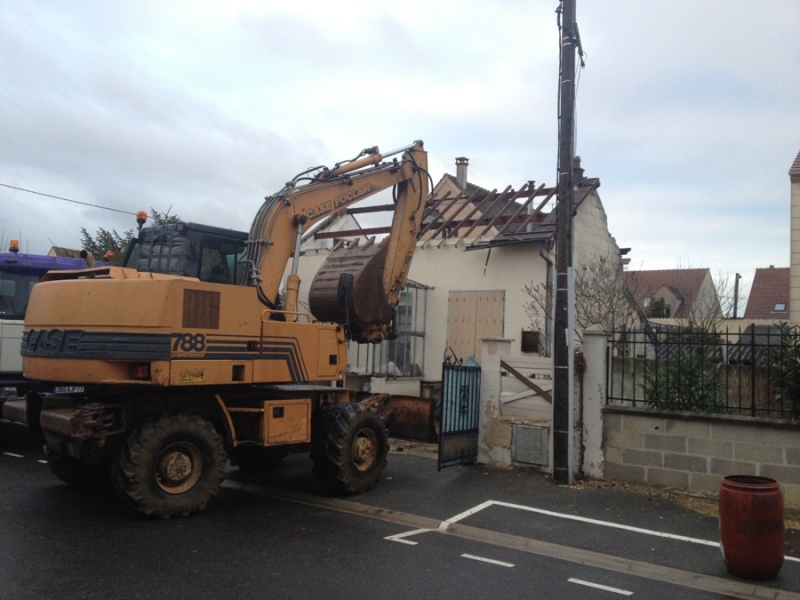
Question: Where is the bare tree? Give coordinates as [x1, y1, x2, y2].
[523, 254, 638, 354]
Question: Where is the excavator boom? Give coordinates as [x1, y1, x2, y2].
[247, 141, 428, 342]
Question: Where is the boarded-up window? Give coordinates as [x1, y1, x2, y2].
[447, 290, 504, 362]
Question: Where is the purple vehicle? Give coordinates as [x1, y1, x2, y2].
[0, 242, 89, 407]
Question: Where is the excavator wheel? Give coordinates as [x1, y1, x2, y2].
[112, 413, 227, 519]
[229, 445, 288, 473]
[312, 402, 388, 494]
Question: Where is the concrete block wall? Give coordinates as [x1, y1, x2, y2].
[603, 406, 800, 508]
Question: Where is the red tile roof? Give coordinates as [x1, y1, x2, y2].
[743, 266, 790, 319]
[625, 268, 711, 319]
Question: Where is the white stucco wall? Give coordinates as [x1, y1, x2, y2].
[294, 238, 549, 381]
[409, 241, 548, 378]
[572, 191, 622, 272]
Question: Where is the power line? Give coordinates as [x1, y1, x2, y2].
[0, 182, 137, 216]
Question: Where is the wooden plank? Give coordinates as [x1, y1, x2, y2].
[502, 357, 553, 370]
[500, 390, 537, 404]
[500, 359, 552, 403]
[447, 291, 504, 362]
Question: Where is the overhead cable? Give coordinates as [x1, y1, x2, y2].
[0, 182, 136, 216]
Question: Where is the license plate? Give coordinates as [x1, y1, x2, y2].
[53, 386, 85, 394]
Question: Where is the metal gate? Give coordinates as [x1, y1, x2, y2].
[438, 361, 481, 470]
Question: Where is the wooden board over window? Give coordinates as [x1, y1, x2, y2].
[447, 290, 505, 362]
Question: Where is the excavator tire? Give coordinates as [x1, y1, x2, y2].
[229, 445, 288, 473]
[45, 446, 109, 489]
[112, 413, 227, 519]
[312, 402, 388, 494]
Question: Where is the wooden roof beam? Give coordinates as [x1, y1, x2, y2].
[451, 185, 515, 248]
[472, 183, 532, 241]
[423, 188, 488, 248]
[493, 183, 547, 238]
[418, 191, 461, 237]
[516, 185, 557, 231]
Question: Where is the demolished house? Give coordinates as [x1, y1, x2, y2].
[293, 156, 624, 392]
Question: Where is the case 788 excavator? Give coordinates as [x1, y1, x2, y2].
[7, 140, 429, 518]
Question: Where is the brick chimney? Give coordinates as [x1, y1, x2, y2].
[573, 156, 585, 185]
[456, 157, 469, 190]
[790, 150, 800, 323]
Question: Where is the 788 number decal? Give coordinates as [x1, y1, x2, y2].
[172, 333, 207, 354]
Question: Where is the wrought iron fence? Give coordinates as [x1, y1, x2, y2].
[606, 324, 800, 419]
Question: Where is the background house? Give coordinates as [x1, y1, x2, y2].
[625, 268, 722, 322]
[744, 266, 790, 320]
[294, 156, 623, 387]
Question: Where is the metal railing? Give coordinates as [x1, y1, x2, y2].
[346, 281, 428, 377]
[606, 325, 800, 419]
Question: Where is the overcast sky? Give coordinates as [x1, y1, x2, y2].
[2, 1, 799, 307]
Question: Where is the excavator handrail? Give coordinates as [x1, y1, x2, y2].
[259, 308, 312, 323]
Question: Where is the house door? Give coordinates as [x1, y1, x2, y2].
[447, 290, 505, 362]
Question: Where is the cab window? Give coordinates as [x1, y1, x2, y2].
[199, 238, 246, 285]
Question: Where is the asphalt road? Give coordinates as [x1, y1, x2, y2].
[2, 434, 799, 599]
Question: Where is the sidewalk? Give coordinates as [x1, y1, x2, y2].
[388, 437, 800, 555]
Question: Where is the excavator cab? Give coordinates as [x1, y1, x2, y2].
[123, 222, 248, 284]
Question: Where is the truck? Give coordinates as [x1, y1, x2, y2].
[0, 243, 89, 418]
[5, 141, 430, 518]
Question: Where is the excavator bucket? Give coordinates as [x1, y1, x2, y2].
[308, 237, 394, 343]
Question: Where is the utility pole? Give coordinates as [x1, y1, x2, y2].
[553, 0, 577, 485]
[733, 273, 741, 318]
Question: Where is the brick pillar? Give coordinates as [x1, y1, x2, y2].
[478, 338, 512, 466]
[581, 326, 607, 478]
[790, 150, 800, 323]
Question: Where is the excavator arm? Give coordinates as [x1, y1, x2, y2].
[246, 140, 428, 342]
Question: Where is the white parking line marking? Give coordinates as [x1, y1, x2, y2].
[462, 554, 514, 568]
[37, 460, 47, 464]
[441, 500, 800, 564]
[445, 500, 495, 526]
[384, 528, 432, 545]
[568, 578, 633, 596]
[3, 452, 24, 458]
[223, 482, 795, 598]
[386, 538, 418, 546]
[490, 500, 720, 547]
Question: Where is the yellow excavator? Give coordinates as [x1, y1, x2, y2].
[6, 141, 429, 518]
